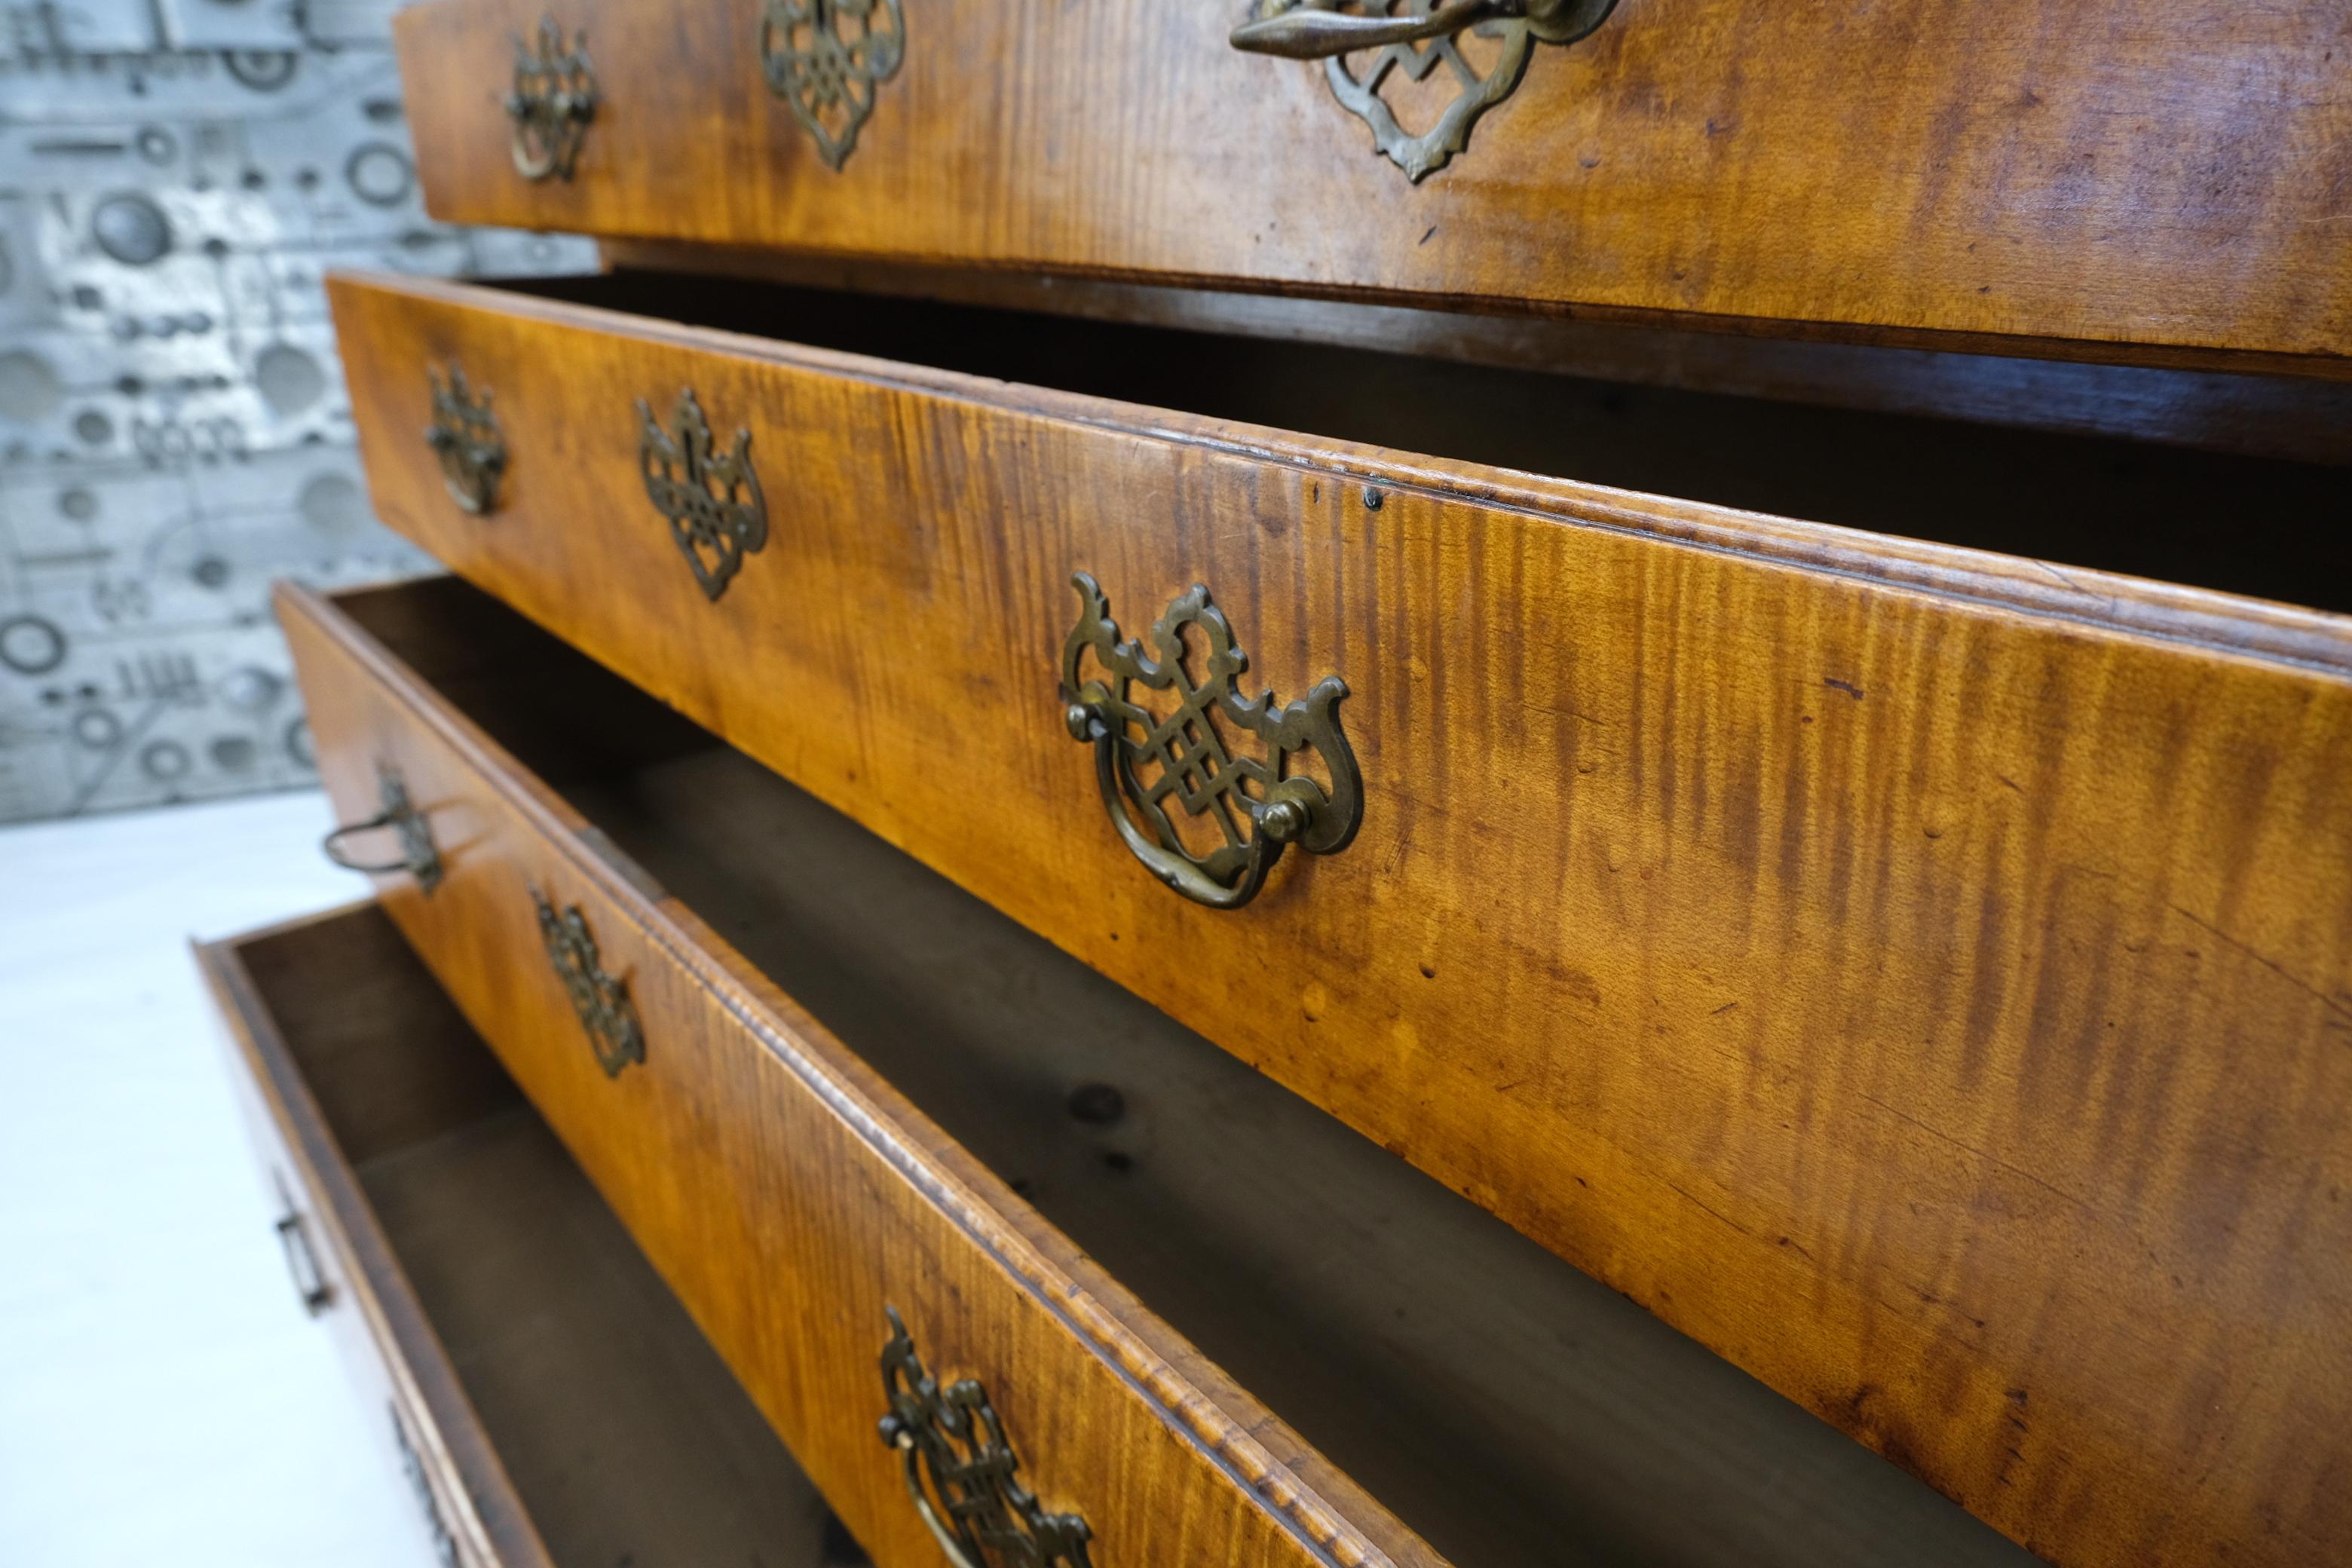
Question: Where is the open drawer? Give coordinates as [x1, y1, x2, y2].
[196, 901, 842, 1568]
[280, 573, 2035, 1568]
[327, 268, 2352, 1567]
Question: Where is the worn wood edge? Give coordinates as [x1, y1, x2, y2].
[193, 918, 554, 1568]
[328, 269, 2352, 681]
[275, 579, 1427, 1568]
[602, 240, 2352, 467]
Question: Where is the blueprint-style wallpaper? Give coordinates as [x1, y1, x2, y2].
[0, 0, 591, 822]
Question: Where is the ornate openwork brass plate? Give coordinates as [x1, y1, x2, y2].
[636, 387, 769, 602]
[531, 890, 646, 1078]
[1232, 0, 1619, 181]
[505, 14, 599, 182]
[1061, 572, 1360, 909]
[423, 363, 506, 516]
[877, 1308, 1095, 1568]
[761, 0, 906, 171]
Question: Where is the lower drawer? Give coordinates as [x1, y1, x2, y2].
[198, 902, 840, 1568]
[284, 572, 2035, 1568]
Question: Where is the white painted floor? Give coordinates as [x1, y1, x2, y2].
[0, 791, 430, 1567]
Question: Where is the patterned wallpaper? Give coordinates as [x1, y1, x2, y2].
[0, 0, 591, 822]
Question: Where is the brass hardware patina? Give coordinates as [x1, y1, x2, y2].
[390, 1404, 461, 1568]
[761, 0, 906, 171]
[532, 890, 646, 1078]
[506, 14, 599, 182]
[637, 387, 769, 602]
[1061, 572, 1360, 909]
[424, 363, 506, 515]
[321, 763, 443, 894]
[1232, 0, 1618, 181]
[876, 1307, 1095, 1568]
[272, 1176, 332, 1316]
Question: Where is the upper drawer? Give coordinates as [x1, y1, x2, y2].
[329, 268, 2352, 1567]
[390, 0, 2352, 373]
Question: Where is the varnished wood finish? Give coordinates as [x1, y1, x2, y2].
[326, 270, 2352, 1568]
[200, 905, 830, 1568]
[301, 572, 2035, 1568]
[278, 583, 1447, 1568]
[397, 0, 2352, 374]
[608, 241, 2352, 468]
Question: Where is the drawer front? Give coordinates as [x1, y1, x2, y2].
[201, 914, 545, 1568]
[393, 0, 2352, 370]
[279, 583, 1426, 1568]
[329, 270, 2352, 1568]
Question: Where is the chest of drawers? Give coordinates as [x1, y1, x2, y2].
[198, 5, 2352, 1566]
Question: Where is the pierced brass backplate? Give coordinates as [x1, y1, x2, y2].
[637, 388, 768, 602]
[423, 363, 506, 515]
[1061, 572, 1361, 909]
[390, 1404, 461, 1568]
[877, 1308, 1095, 1568]
[761, 0, 906, 171]
[531, 890, 645, 1078]
[1232, 0, 1619, 181]
[320, 762, 443, 894]
[506, 14, 599, 182]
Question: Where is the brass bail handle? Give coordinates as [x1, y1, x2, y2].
[1230, 0, 1617, 57]
[320, 766, 444, 892]
[1064, 700, 1298, 910]
[320, 813, 415, 875]
[882, 1426, 987, 1568]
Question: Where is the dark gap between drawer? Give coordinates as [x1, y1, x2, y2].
[502, 271, 2350, 618]
[339, 576, 2044, 1568]
[234, 905, 845, 1568]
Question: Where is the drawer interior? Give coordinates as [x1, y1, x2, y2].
[231, 904, 847, 1567]
[506, 271, 2349, 617]
[340, 575, 2040, 1568]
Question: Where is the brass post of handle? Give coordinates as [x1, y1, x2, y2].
[1230, 0, 1615, 57]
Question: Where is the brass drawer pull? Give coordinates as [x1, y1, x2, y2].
[876, 1307, 1095, 1568]
[271, 1176, 332, 1316]
[638, 387, 769, 602]
[1060, 572, 1360, 909]
[424, 363, 506, 516]
[321, 764, 443, 894]
[506, 14, 599, 182]
[532, 890, 647, 1077]
[761, 0, 906, 171]
[1231, 0, 1619, 181]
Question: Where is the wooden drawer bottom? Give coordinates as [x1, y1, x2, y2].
[199, 903, 845, 1568]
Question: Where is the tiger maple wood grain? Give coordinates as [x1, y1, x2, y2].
[329, 270, 2352, 1567]
[278, 586, 1430, 1568]
[395, 0, 2352, 373]
[298, 572, 2041, 1567]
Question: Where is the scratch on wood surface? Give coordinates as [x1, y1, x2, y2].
[1856, 1092, 2093, 1214]
[2169, 903, 2352, 1025]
